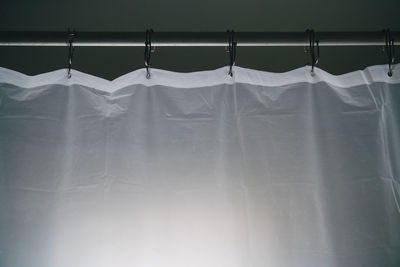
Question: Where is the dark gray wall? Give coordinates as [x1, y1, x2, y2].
[0, 0, 399, 80]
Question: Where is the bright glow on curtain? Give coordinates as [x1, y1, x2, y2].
[0, 65, 399, 267]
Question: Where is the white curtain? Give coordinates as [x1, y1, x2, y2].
[0, 65, 399, 267]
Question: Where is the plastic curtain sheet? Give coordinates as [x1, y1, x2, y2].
[0, 64, 400, 267]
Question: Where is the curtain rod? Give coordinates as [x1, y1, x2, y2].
[0, 31, 398, 47]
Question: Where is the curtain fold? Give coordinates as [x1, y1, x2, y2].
[0, 65, 399, 267]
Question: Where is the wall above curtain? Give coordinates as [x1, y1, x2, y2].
[0, 0, 399, 79]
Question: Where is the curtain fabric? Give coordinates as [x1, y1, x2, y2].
[0, 65, 399, 267]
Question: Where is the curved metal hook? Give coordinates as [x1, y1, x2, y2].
[306, 29, 319, 74]
[67, 28, 76, 79]
[144, 29, 154, 79]
[384, 29, 395, 77]
[226, 30, 237, 77]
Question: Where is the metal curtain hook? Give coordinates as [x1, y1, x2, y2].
[226, 30, 237, 77]
[67, 28, 76, 79]
[306, 29, 319, 75]
[144, 29, 154, 79]
[384, 29, 395, 77]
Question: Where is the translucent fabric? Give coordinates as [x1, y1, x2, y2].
[0, 65, 399, 267]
